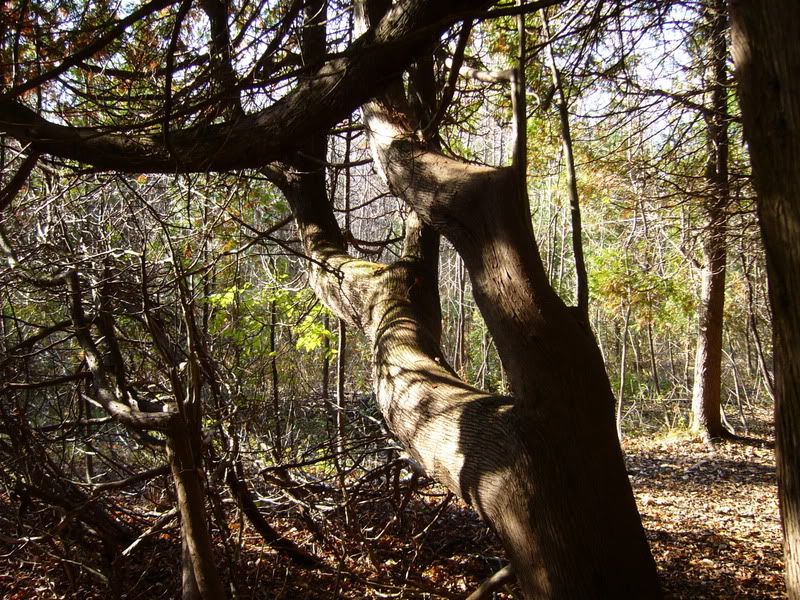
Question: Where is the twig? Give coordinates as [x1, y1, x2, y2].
[121, 508, 179, 557]
[465, 564, 515, 600]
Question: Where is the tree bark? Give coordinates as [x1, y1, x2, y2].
[301, 136, 659, 596]
[272, 5, 660, 595]
[730, 2, 800, 596]
[691, 0, 729, 442]
[691, 233, 726, 440]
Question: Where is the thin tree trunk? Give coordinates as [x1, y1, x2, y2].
[668, 335, 678, 389]
[692, 243, 727, 439]
[741, 252, 776, 401]
[726, 342, 750, 435]
[269, 300, 282, 460]
[83, 393, 94, 483]
[618, 305, 631, 441]
[648, 323, 661, 396]
[335, 78, 351, 493]
[692, 0, 729, 442]
[731, 1, 800, 594]
[630, 324, 644, 384]
[171, 279, 225, 600]
[478, 326, 490, 389]
[167, 426, 225, 600]
[335, 318, 347, 460]
[543, 10, 589, 321]
[454, 256, 467, 375]
[322, 314, 330, 400]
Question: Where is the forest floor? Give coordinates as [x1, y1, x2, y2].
[627, 434, 783, 599]
[0, 407, 785, 599]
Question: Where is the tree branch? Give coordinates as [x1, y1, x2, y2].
[0, 151, 39, 212]
[0, 0, 493, 173]
[66, 270, 176, 431]
[0, 0, 179, 102]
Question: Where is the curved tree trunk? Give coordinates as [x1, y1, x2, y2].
[270, 3, 661, 595]
[730, 2, 800, 596]
[282, 160, 659, 596]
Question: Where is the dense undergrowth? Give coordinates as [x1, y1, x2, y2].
[0, 405, 783, 599]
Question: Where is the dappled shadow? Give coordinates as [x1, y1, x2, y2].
[648, 527, 783, 600]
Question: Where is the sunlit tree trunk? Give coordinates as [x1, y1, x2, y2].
[168, 426, 224, 600]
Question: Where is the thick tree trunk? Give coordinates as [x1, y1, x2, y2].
[287, 177, 654, 596]
[275, 3, 656, 595]
[269, 2, 659, 594]
[408, 169, 657, 597]
[287, 158, 660, 597]
[730, 2, 800, 596]
[692, 0, 729, 442]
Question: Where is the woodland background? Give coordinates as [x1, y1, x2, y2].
[0, 0, 786, 598]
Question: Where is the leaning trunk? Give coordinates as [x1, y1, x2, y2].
[279, 145, 660, 595]
[730, 1, 800, 596]
[399, 163, 659, 597]
[272, 2, 660, 594]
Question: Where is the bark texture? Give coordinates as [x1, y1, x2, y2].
[691, 242, 726, 440]
[730, 1, 800, 596]
[361, 137, 659, 598]
[167, 425, 225, 600]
